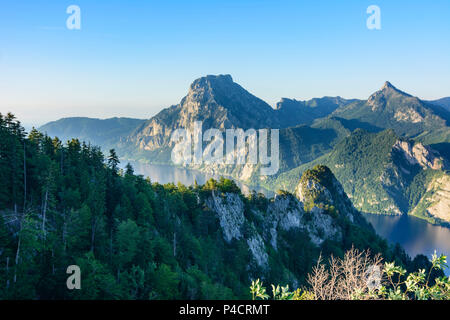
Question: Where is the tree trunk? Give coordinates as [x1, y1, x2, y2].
[173, 232, 176, 257]
[14, 235, 20, 284]
[109, 229, 113, 264]
[6, 256, 9, 290]
[91, 219, 97, 253]
[62, 208, 67, 253]
[51, 249, 55, 275]
[42, 188, 48, 241]
[23, 142, 26, 211]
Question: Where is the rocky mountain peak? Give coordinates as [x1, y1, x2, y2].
[382, 81, 395, 90]
[295, 165, 337, 206]
[181, 74, 280, 129]
[367, 81, 413, 111]
[188, 74, 234, 93]
[185, 74, 235, 105]
[295, 165, 361, 223]
[377, 81, 412, 97]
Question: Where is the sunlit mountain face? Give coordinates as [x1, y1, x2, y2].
[2, 0, 450, 303]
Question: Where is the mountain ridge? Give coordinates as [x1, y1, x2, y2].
[37, 75, 450, 225]
[264, 129, 449, 224]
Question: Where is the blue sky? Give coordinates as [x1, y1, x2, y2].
[0, 0, 449, 127]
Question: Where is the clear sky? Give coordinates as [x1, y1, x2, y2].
[1, 0, 449, 128]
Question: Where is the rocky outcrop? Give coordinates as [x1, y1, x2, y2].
[393, 140, 445, 170]
[129, 74, 281, 156]
[202, 166, 367, 277]
[410, 173, 450, 224]
[247, 234, 269, 270]
[306, 206, 342, 245]
[205, 191, 245, 243]
[295, 165, 360, 223]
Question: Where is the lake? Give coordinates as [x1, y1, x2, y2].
[363, 213, 450, 273]
[126, 161, 274, 197]
[125, 162, 450, 273]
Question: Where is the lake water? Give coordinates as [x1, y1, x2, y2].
[126, 162, 450, 272]
[126, 161, 274, 197]
[363, 213, 450, 271]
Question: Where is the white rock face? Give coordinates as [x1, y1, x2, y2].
[425, 175, 450, 222]
[205, 191, 245, 243]
[306, 206, 342, 246]
[201, 164, 369, 276]
[411, 173, 450, 223]
[265, 194, 343, 247]
[266, 194, 305, 249]
[268, 194, 304, 230]
[247, 234, 269, 270]
[394, 109, 424, 123]
[393, 140, 444, 170]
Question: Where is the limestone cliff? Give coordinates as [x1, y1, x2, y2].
[202, 165, 371, 280]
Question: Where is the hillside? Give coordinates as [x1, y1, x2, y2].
[427, 97, 450, 112]
[37, 76, 450, 226]
[265, 129, 449, 224]
[274, 96, 357, 127]
[116, 75, 358, 178]
[2, 113, 422, 299]
[332, 82, 450, 143]
[39, 117, 146, 151]
[40, 78, 450, 169]
[409, 172, 450, 225]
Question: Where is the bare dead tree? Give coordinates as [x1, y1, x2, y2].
[307, 247, 383, 300]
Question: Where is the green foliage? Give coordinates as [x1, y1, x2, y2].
[116, 219, 140, 270]
[380, 251, 449, 300]
[251, 250, 449, 300]
[1, 113, 251, 300]
[250, 279, 314, 300]
[266, 129, 449, 225]
[202, 177, 241, 194]
[1, 113, 446, 300]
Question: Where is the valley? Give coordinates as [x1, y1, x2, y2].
[39, 75, 450, 227]
[123, 160, 450, 273]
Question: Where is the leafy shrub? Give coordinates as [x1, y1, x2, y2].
[251, 248, 449, 300]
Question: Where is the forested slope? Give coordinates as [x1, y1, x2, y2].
[0, 113, 435, 299]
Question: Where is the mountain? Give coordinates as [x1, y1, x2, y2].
[116, 74, 283, 164]
[4, 112, 419, 299]
[276, 121, 351, 172]
[38, 76, 450, 226]
[331, 82, 450, 143]
[126, 75, 355, 154]
[295, 165, 368, 227]
[117, 75, 356, 177]
[39, 117, 145, 150]
[274, 96, 357, 127]
[427, 97, 450, 112]
[266, 129, 450, 224]
[188, 165, 400, 289]
[126, 74, 280, 148]
[37, 75, 359, 181]
[41, 78, 449, 171]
